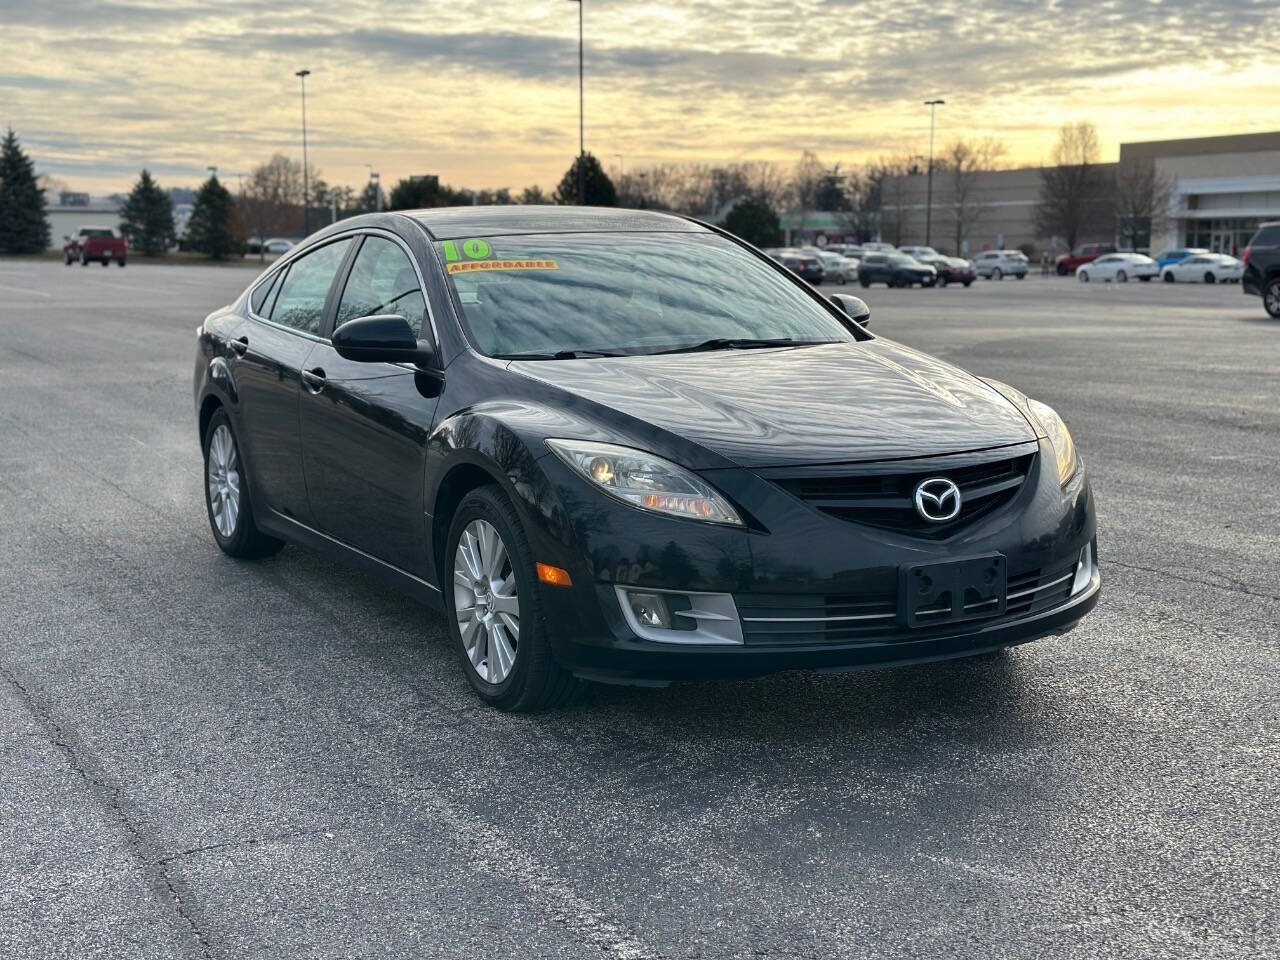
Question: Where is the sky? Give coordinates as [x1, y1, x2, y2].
[3, 0, 1277, 196]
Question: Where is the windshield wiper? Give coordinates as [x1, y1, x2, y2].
[496, 349, 625, 360]
[651, 337, 835, 355]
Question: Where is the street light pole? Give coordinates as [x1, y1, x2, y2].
[365, 163, 382, 212]
[296, 69, 311, 235]
[924, 98, 944, 247]
[568, 0, 584, 204]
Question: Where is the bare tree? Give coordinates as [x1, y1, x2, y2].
[240, 154, 303, 261]
[869, 156, 916, 246]
[788, 150, 827, 236]
[938, 138, 1006, 255]
[1114, 158, 1175, 251]
[1034, 121, 1113, 252]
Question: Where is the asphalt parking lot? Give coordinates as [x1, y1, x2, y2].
[1, 259, 1277, 959]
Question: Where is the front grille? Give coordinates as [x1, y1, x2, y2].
[736, 554, 1077, 647]
[768, 450, 1036, 538]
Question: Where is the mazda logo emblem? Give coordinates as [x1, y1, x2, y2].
[913, 477, 962, 523]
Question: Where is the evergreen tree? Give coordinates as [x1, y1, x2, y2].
[723, 194, 782, 248]
[184, 175, 239, 259]
[119, 169, 176, 256]
[553, 153, 617, 207]
[0, 128, 52, 254]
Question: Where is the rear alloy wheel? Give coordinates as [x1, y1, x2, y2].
[446, 486, 577, 711]
[992, 267, 1003, 280]
[1263, 277, 1280, 318]
[203, 410, 284, 559]
[1116, 270, 1128, 283]
[1078, 270, 1089, 282]
[1204, 272, 1216, 284]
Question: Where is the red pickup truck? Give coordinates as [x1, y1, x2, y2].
[1054, 242, 1116, 276]
[64, 226, 128, 267]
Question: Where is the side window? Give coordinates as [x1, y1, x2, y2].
[336, 236, 428, 337]
[250, 271, 281, 316]
[268, 238, 354, 335]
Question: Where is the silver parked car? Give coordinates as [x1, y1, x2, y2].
[973, 250, 1029, 279]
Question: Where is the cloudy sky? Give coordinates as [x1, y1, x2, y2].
[3, 0, 1276, 195]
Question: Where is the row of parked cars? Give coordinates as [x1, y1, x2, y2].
[764, 243, 1031, 289]
[1055, 242, 1245, 284]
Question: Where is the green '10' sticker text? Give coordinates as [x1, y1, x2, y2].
[442, 238, 492, 262]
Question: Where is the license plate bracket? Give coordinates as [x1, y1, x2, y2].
[900, 554, 1006, 628]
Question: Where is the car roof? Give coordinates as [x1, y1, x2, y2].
[405, 205, 706, 240]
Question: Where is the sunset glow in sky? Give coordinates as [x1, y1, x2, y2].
[3, 0, 1276, 195]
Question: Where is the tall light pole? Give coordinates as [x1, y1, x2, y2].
[923, 98, 944, 247]
[296, 69, 311, 235]
[568, 0, 584, 204]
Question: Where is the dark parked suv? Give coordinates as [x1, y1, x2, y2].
[858, 253, 937, 288]
[1242, 221, 1280, 318]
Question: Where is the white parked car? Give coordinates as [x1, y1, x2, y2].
[817, 252, 858, 283]
[860, 241, 897, 253]
[1160, 253, 1244, 284]
[1077, 252, 1159, 283]
[973, 250, 1029, 279]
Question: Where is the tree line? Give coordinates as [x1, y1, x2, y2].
[0, 123, 1175, 260]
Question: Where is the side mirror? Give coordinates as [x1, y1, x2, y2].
[332, 314, 440, 368]
[829, 293, 871, 328]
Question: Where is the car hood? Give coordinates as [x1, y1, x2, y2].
[511, 340, 1036, 469]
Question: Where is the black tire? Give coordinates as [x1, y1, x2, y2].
[1078, 270, 1089, 283]
[1163, 271, 1175, 283]
[1016, 273, 1025, 280]
[1263, 277, 1280, 319]
[962, 280, 972, 287]
[202, 409, 285, 559]
[992, 267, 1003, 281]
[101, 258, 110, 267]
[1056, 262, 1068, 276]
[1204, 272, 1215, 284]
[118, 259, 127, 268]
[445, 485, 578, 712]
[64, 252, 73, 266]
[1116, 270, 1127, 283]
[859, 278, 870, 289]
[938, 276, 948, 287]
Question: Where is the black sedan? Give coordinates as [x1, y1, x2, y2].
[916, 254, 977, 287]
[858, 252, 938, 287]
[194, 207, 1099, 711]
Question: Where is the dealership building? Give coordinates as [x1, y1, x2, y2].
[873, 130, 1280, 256]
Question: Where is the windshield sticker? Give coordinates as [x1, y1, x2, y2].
[446, 259, 559, 275]
[442, 238, 494, 262]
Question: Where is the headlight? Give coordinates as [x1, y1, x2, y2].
[546, 439, 743, 526]
[1025, 399, 1079, 486]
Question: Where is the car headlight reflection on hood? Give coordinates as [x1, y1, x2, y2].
[1026, 399, 1079, 486]
[547, 439, 744, 526]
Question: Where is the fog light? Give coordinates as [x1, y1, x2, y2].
[1071, 542, 1096, 595]
[626, 591, 672, 629]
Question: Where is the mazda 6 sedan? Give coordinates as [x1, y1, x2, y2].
[193, 206, 1100, 711]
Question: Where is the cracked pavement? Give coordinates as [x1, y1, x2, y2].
[0, 259, 1277, 959]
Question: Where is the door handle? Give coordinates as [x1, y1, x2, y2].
[231, 336, 249, 356]
[301, 367, 327, 394]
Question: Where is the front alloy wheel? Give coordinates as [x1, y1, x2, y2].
[453, 519, 520, 684]
[445, 486, 577, 711]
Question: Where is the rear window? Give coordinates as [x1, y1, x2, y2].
[81, 228, 115, 238]
[1249, 225, 1280, 246]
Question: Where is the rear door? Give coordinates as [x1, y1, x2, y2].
[234, 236, 355, 526]
[298, 232, 440, 575]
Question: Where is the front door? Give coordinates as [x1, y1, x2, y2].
[299, 234, 439, 575]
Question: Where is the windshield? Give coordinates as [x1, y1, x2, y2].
[438, 232, 857, 358]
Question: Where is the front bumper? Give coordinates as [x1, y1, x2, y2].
[529, 440, 1099, 684]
